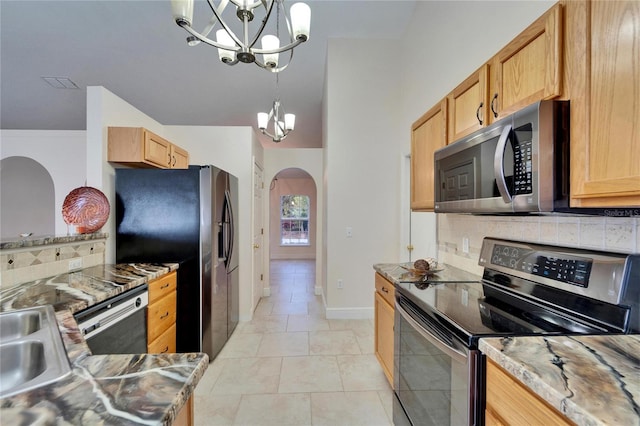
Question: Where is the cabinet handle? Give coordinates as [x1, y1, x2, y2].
[490, 93, 499, 118]
[168, 153, 172, 166]
[160, 311, 169, 319]
[161, 346, 169, 353]
[476, 102, 484, 125]
[172, 155, 177, 167]
[160, 283, 170, 289]
[381, 287, 389, 293]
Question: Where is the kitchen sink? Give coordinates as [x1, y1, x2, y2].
[0, 305, 71, 398]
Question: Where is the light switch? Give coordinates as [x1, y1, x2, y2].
[346, 227, 353, 238]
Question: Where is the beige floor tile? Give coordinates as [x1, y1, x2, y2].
[356, 333, 375, 354]
[233, 393, 311, 426]
[217, 333, 262, 358]
[286, 314, 330, 332]
[256, 332, 309, 357]
[194, 394, 241, 426]
[309, 330, 362, 355]
[328, 319, 375, 338]
[377, 389, 395, 421]
[337, 354, 391, 391]
[237, 315, 288, 334]
[271, 301, 309, 315]
[253, 300, 274, 316]
[310, 391, 392, 426]
[211, 357, 282, 395]
[279, 356, 343, 393]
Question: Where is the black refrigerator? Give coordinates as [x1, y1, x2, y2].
[115, 165, 239, 360]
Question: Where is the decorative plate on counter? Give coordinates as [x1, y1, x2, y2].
[62, 186, 110, 234]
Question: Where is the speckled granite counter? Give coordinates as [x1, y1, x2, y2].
[480, 335, 640, 426]
[0, 263, 209, 425]
[0, 263, 179, 314]
[373, 262, 481, 285]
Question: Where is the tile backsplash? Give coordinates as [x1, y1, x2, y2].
[0, 237, 106, 289]
[438, 214, 639, 275]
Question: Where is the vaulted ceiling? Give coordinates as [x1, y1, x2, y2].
[1, 1, 416, 149]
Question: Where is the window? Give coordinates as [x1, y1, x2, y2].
[280, 195, 310, 245]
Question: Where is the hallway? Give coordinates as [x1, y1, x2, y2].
[194, 259, 393, 425]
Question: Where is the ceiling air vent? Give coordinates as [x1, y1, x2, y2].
[41, 77, 79, 89]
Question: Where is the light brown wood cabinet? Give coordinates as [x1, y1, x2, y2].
[108, 127, 189, 169]
[448, 64, 489, 141]
[374, 272, 395, 386]
[564, 0, 640, 207]
[411, 98, 448, 211]
[174, 395, 194, 426]
[485, 358, 574, 426]
[488, 3, 563, 122]
[147, 271, 177, 353]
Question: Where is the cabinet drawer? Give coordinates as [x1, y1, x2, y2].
[149, 271, 177, 304]
[147, 292, 177, 342]
[375, 273, 395, 306]
[148, 323, 176, 354]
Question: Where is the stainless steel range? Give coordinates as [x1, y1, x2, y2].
[393, 237, 639, 426]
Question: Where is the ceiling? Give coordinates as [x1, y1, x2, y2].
[0, 0, 416, 149]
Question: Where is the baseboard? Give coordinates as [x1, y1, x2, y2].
[270, 254, 316, 260]
[325, 307, 374, 320]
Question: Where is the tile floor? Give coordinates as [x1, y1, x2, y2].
[194, 259, 393, 426]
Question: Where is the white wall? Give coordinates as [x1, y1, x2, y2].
[264, 148, 324, 296]
[1, 130, 86, 236]
[324, 38, 404, 318]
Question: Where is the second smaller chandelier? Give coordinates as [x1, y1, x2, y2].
[258, 74, 295, 142]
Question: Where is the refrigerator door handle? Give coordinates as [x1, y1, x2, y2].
[225, 189, 235, 270]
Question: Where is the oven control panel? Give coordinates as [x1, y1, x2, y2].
[490, 243, 592, 287]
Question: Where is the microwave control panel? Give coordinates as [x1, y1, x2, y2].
[513, 124, 533, 195]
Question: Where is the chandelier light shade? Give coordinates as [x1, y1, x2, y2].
[171, 0, 311, 72]
[258, 100, 295, 143]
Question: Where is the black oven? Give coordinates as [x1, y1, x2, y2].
[394, 294, 480, 426]
[392, 238, 639, 426]
[74, 285, 148, 355]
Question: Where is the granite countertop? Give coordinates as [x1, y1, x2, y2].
[0, 263, 209, 425]
[480, 335, 640, 426]
[373, 262, 481, 285]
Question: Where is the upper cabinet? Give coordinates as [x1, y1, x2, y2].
[411, 99, 448, 211]
[565, 0, 640, 207]
[448, 64, 489, 142]
[108, 127, 190, 169]
[489, 3, 563, 122]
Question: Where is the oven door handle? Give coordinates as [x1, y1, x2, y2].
[396, 301, 468, 364]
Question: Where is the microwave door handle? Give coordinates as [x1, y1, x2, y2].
[494, 124, 513, 203]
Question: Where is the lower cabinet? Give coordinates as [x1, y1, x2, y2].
[147, 271, 177, 353]
[485, 358, 573, 426]
[374, 273, 395, 386]
[174, 396, 194, 426]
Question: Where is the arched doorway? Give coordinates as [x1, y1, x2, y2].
[268, 167, 317, 297]
[1, 156, 55, 239]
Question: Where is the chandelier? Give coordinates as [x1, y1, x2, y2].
[257, 73, 295, 142]
[171, 0, 310, 72]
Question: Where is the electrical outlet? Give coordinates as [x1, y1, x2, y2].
[462, 237, 470, 254]
[337, 279, 344, 289]
[69, 258, 83, 271]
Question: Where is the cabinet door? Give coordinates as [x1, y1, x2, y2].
[171, 144, 190, 169]
[374, 291, 394, 386]
[567, 0, 640, 207]
[448, 64, 489, 142]
[490, 3, 563, 122]
[147, 291, 177, 342]
[149, 271, 177, 304]
[148, 323, 176, 354]
[411, 98, 448, 211]
[485, 359, 572, 426]
[144, 130, 172, 168]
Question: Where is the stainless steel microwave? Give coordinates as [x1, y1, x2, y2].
[434, 100, 570, 213]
